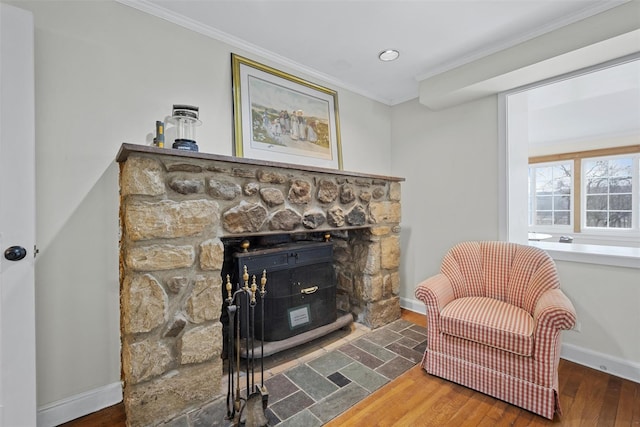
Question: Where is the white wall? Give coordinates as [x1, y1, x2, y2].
[392, 96, 640, 382]
[4, 0, 391, 419]
[557, 261, 640, 369]
[391, 96, 501, 306]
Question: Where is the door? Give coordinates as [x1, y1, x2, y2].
[0, 3, 37, 426]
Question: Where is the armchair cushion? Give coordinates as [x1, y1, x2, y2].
[440, 296, 534, 356]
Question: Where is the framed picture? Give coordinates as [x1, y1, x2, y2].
[232, 54, 343, 170]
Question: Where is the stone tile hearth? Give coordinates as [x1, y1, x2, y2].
[160, 318, 426, 426]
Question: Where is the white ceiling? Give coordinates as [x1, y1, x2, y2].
[122, 0, 628, 105]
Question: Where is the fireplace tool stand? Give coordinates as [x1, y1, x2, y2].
[225, 268, 269, 427]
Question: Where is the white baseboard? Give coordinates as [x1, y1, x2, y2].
[400, 297, 640, 384]
[400, 297, 426, 315]
[37, 381, 122, 427]
[561, 343, 640, 383]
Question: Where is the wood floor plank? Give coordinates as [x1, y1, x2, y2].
[60, 403, 125, 427]
[599, 375, 622, 426]
[393, 377, 466, 427]
[615, 378, 640, 426]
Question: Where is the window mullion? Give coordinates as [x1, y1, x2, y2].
[574, 158, 581, 233]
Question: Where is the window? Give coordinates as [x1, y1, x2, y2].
[528, 149, 640, 239]
[584, 156, 634, 229]
[528, 162, 572, 228]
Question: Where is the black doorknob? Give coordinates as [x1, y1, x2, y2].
[4, 246, 27, 261]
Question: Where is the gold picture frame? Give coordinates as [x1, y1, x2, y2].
[232, 54, 343, 170]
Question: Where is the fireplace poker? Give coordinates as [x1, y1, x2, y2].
[235, 296, 241, 415]
[250, 275, 257, 391]
[242, 266, 251, 399]
[257, 270, 269, 413]
[243, 270, 268, 427]
[225, 275, 236, 419]
[260, 270, 267, 390]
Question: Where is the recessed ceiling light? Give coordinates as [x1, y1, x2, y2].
[378, 49, 400, 62]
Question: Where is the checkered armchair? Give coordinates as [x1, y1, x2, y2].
[415, 241, 576, 419]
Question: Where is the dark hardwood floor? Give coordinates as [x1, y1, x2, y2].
[62, 309, 640, 426]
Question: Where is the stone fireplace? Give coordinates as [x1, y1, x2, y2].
[116, 143, 403, 426]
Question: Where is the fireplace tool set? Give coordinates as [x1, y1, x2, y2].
[225, 267, 269, 427]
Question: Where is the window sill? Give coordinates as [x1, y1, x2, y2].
[529, 241, 640, 269]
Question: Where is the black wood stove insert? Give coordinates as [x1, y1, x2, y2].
[231, 240, 337, 341]
[221, 237, 351, 357]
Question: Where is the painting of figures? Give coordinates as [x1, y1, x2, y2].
[232, 54, 342, 169]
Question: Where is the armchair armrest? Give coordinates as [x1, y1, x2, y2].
[533, 288, 577, 331]
[415, 273, 455, 313]
[532, 288, 576, 368]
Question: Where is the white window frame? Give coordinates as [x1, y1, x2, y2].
[581, 153, 639, 235]
[528, 160, 574, 234]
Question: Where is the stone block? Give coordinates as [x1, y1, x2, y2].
[231, 167, 255, 178]
[200, 238, 224, 271]
[207, 179, 241, 200]
[124, 362, 222, 427]
[369, 201, 401, 224]
[389, 182, 401, 201]
[257, 169, 286, 184]
[370, 226, 390, 236]
[124, 338, 172, 384]
[302, 208, 326, 229]
[164, 161, 203, 173]
[243, 182, 259, 196]
[365, 297, 401, 329]
[121, 156, 165, 196]
[381, 235, 400, 269]
[390, 271, 400, 295]
[179, 323, 222, 365]
[126, 244, 195, 271]
[354, 242, 380, 275]
[372, 187, 385, 199]
[340, 184, 356, 204]
[336, 271, 352, 293]
[186, 276, 221, 324]
[382, 272, 400, 298]
[168, 176, 204, 194]
[336, 291, 350, 313]
[222, 201, 268, 234]
[355, 274, 383, 302]
[122, 274, 167, 334]
[327, 205, 345, 227]
[269, 208, 302, 231]
[259, 188, 285, 207]
[345, 205, 367, 226]
[125, 200, 218, 241]
[288, 179, 312, 204]
[359, 191, 372, 203]
[317, 179, 338, 203]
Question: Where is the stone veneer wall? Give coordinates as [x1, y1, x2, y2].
[117, 144, 403, 426]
